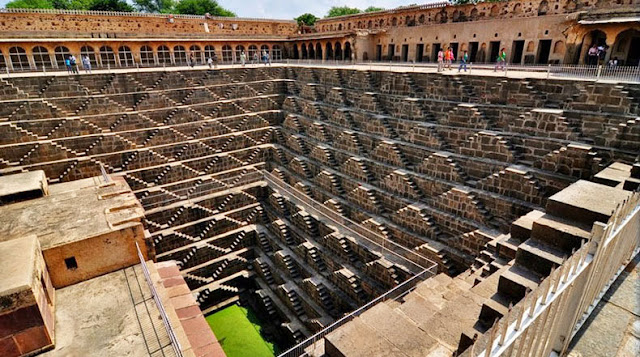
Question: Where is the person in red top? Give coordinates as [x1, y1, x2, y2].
[445, 47, 455, 70]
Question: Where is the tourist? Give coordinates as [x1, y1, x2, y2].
[445, 47, 454, 70]
[587, 44, 598, 66]
[207, 57, 213, 69]
[494, 48, 507, 72]
[69, 55, 78, 74]
[266, 52, 271, 66]
[65, 56, 72, 73]
[253, 52, 259, 64]
[262, 50, 268, 65]
[597, 44, 606, 64]
[189, 54, 195, 67]
[82, 55, 91, 74]
[458, 50, 469, 72]
[437, 48, 444, 72]
[608, 57, 618, 67]
[213, 53, 219, 68]
[240, 51, 246, 67]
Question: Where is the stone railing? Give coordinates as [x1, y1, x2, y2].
[0, 8, 296, 23]
[471, 191, 640, 357]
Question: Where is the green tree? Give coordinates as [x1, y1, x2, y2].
[174, 0, 236, 16]
[6, 0, 54, 9]
[133, 0, 175, 13]
[364, 6, 384, 12]
[90, 0, 134, 11]
[68, 0, 95, 9]
[326, 6, 360, 18]
[294, 13, 318, 26]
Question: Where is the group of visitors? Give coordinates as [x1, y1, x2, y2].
[206, 50, 271, 69]
[587, 44, 608, 66]
[437, 46, 507, 73]
[64, 54, 93, 74]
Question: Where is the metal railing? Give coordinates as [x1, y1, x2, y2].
[135, 242, 184, 357]
[278, 267, 433, 357]
[263, 170, 438, 272]
[471, 191, 640, 357]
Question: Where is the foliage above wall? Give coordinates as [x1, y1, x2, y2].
[5, 0, 236, 16]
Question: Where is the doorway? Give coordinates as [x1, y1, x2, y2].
[469, 42, 479, 62]
[387, 44, 395, 61]
[512, 40, 525, 64]
[489, 41, 500, 62]
[627, 37, 640, 66]
[376, 45, 382, 61]
[401, 44, 409, 62]
[416, 44, 424, 62]
[432, 43, 441, 62]
[450, 42, 459, 60]
[537, 39, 552, 64]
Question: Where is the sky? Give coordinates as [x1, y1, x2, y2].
[0, 1, 437, 20]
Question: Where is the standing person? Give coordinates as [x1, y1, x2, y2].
[207, 57, 213, 68]
[189, 54, 195, 67]
[458, 50, 469, 72]
[262, 50, 267, 65]
[587, 44, 598, 66]
[253, 52, 259, 65]
[437, 48, 444, 72]
[445, 47, 454, 70]
[82, 55, 92, 74]
[240, 51, 246, 67]
[213, 53, 218, 69]
[266, 51, 271, 66]
[65, 56, 72, 73]
[70, 55, 78, 74]
[494, 48, 507, 71]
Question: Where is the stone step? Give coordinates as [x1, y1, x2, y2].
[515, 239, 566, 277]
[530, 213, 592, 252]
[478, 293, 511, 327]
[510, 209, 545, 243]
[497, 265, 541, 302]
[545, 180, 630, 227]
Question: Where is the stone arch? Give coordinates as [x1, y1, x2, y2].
[344, 42, 352, 61]
[308, 43, 315, 59]
[368, 20, 373, 29]
[301, 43, 308, 59]
[32, 46, 51, 69]
[221, 45, 233, 62]
[204, 45, 216, 61]
[234, 45, 245, 63]
[272, 45, 283, 60]
[157, 45, 171, 65]
[490, 5, 499, 17]
[338, 23, 343, 31]
[80, 46, 97, 68]
[9, 46, 29, 71]
[99, 45, 116, 67]
[139, 45, 155, 66]
[334, 42, 343, 60]
[190, 45, 202, 64]
[55, 46, 71, 68]
[538, 1, 549, 15]
[174, 45, 187, 65]
[292, 44, 299, 59]
[513, 3, 522, 15]
[316, 43, 323, 60]
[379, 19, 385, 27]
[470, 8, 479, 20]
[553, 41, 565, 55]
[391, 17, 398, 26]
[612, 28, 640, 66]
[325, 42, 333, 60]
[118, 46, 134, 67]
[526, 41, 535, 52]
[248, 44, 258, 61]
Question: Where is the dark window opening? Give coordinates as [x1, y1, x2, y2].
[65, 257, 78, 270]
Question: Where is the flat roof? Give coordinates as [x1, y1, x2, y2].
[40, 264, 173, 357]
[0, 235, 38, 299]
[0, 175, 144, 250]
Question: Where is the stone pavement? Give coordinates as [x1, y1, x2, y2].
[568, 253, 640, 357]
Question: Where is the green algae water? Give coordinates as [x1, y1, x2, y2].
[205, 304, 279, 357]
